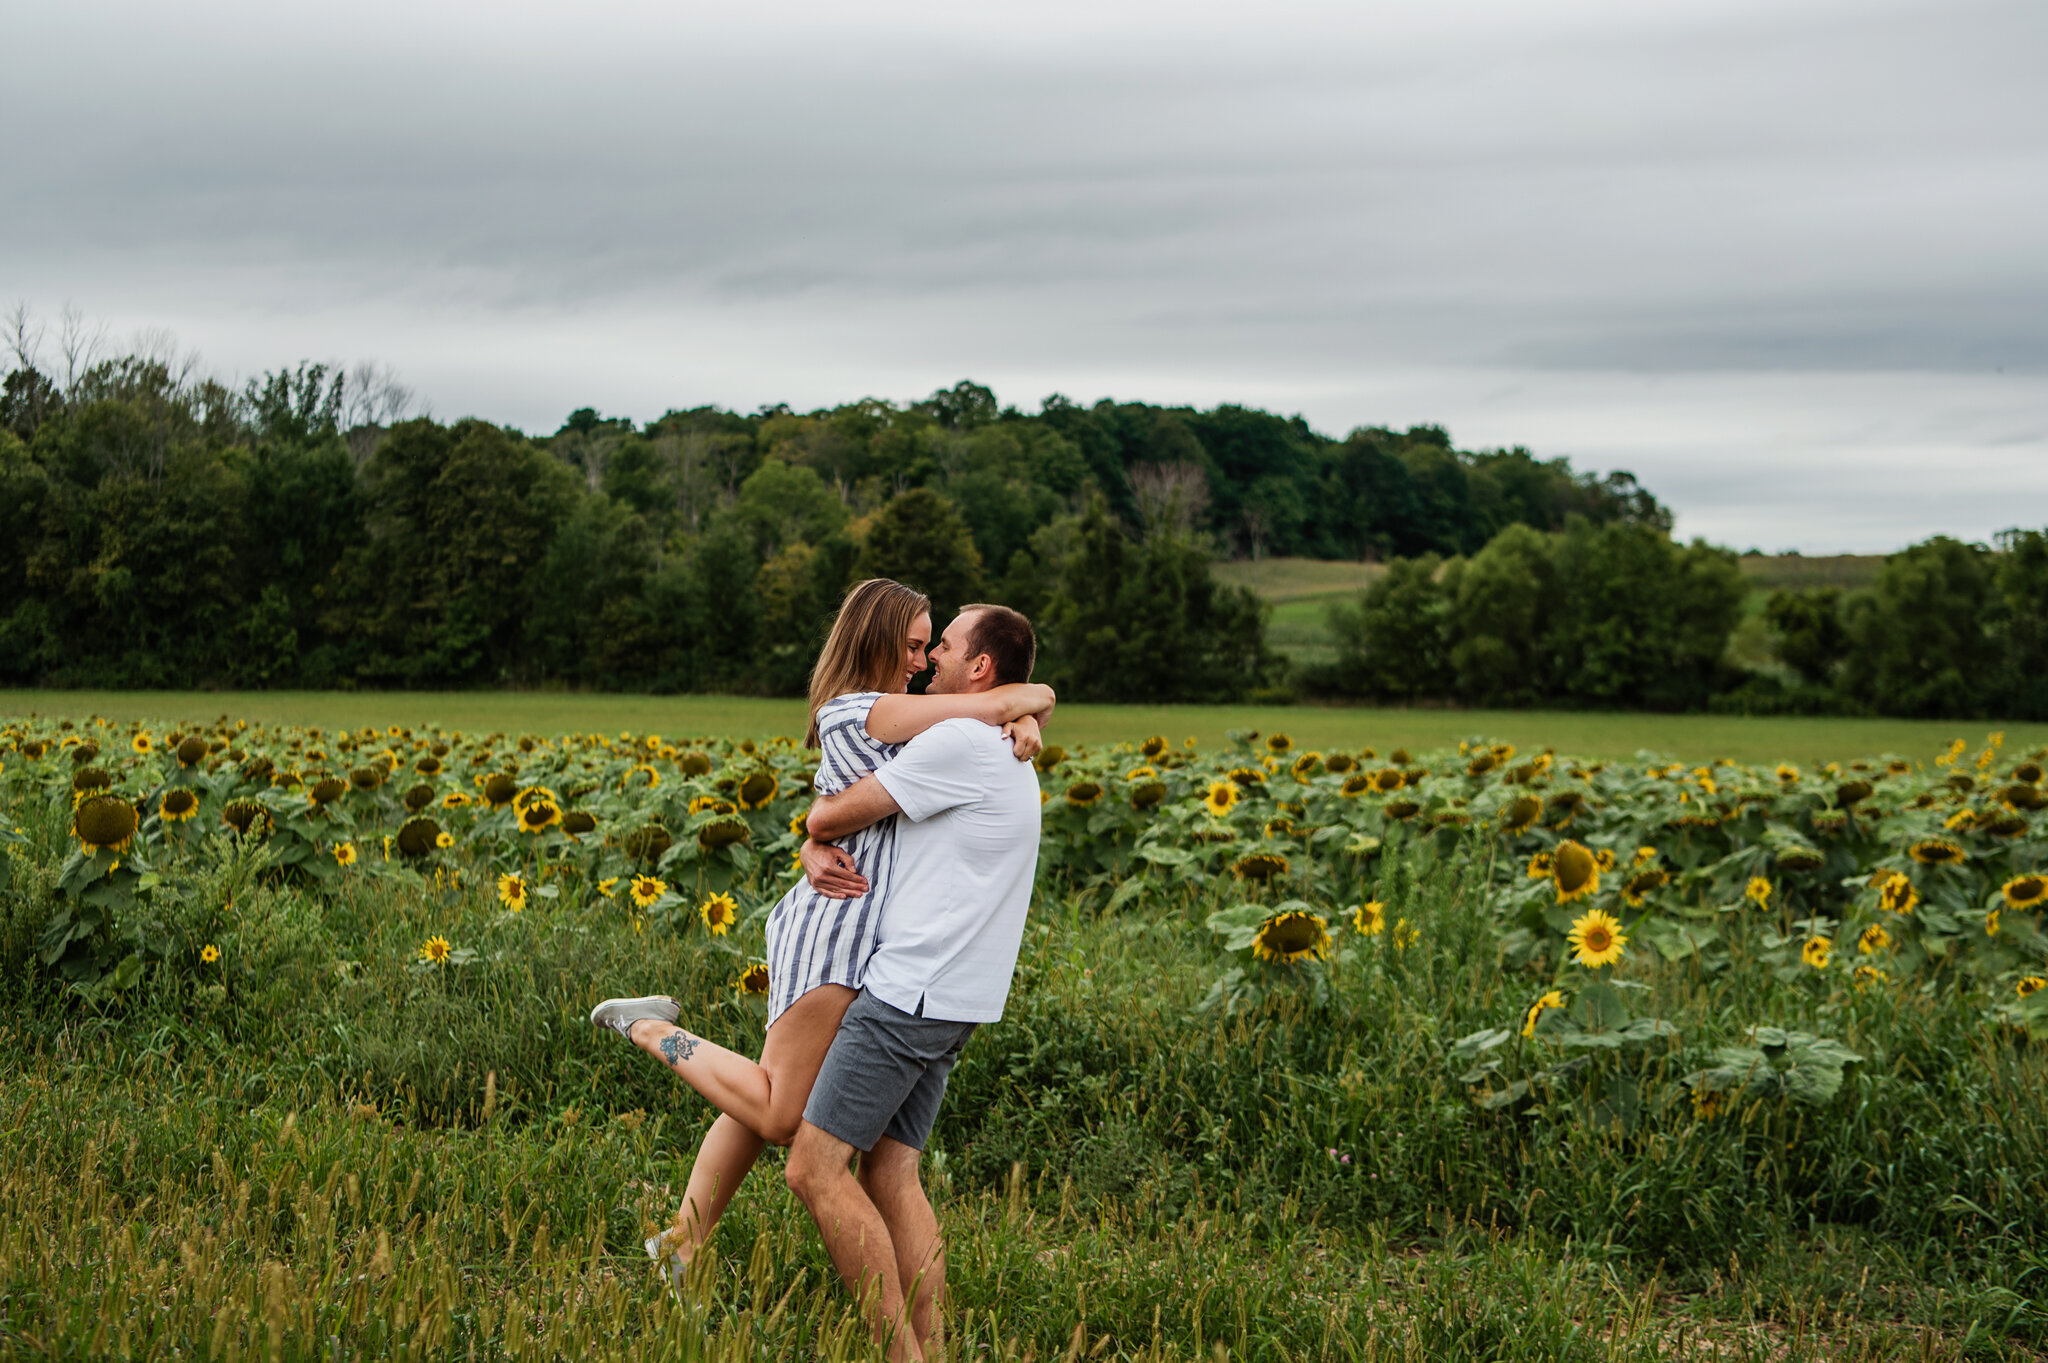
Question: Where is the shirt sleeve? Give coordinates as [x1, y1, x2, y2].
[872, 721, 985, 822]
[813, 693, 882, 794]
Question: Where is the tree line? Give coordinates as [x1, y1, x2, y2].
[1305, 524, 2048, 720]
[0, 330, 1665, 702]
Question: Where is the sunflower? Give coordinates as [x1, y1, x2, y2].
[402, 784, 436, 814]
[1391, 917, 1421, 950]
[1324, 753, 1356, 775]
[700, 892, 739, 935]
[1692, 1087, 1729, 1121]
[1130, 780, 1167, 810]
[1985, 910, 2001, 937]
[561, 810, 596, 837]
[222, 799, 269, 838]
[333, 841, 358, 867]
[1622, 868, 1668, 908]
[1034, 745, 1067, 773]
[1853, 965, 1888, 991]
[1592, 848, 1619, 873]
[1551, 841, 1600, 903]
[200, 943, 221, 964]
[159, 788, 199, 823]
[1265, 733, 1293, 755]
[699, 818, 751, 851]
[1264, 816, 1295, 840]
[418, 935, 452, 965]
[2018, 977, 2046, 998]
[1567, 908, 1627, 968]
[2002, 874, 2048, 911]
[1064, 781, 1104, 808]
[481, 773, 519, 808]
[1801, 936, 1832, 970]
[308, 777, 347, 807]
[131, 732, 154, 755]
[396, 817, 441, 859]
[1745, 876, 1773, 908]
[1228, 766, 1266, 788]
[597, 877, 619, 900]
[1909, 838, 1967, 866]
[1351, 901, 1386, 936]
[1202, 780, 1240, 817]
[1385, 799, 1422, 821]
[738, 771, 779, 810]
[1520, 989, 1565, 1039]
[1251, 909, 1330, 965]
[1857, 923, 1890, 955]
[1125, 765, 1158, 783]
[435, 831, 455, 849]
[1232, 852, 1289, 882]
[735, 963, 771, 997]
[621, 763, 662, 791]
[1289, 752, 1322, 784]
[174, 735, 208, 767]
[73, 795, 139, 853]
[688, 795, 723, 815]
[518, 798, 563, 834]
[1499, 795, 1542, 835]
[497, 873, 527, 912]
[625, 824, 675, 862]
[679, 750, 714, 777]
[631, 875, 667, 909]
[1140, 735, 1168, 759]
[1877, 873, 1918, 915]
[441, 791, 473, 809]
[1525, 851, 1554, 881]
[1775, 764, 1799, 783]
[1340, 773, 1372, 797]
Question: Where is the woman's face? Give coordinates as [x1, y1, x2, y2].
[896, 613, 933, 692]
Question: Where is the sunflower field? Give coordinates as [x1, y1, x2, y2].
[4, 712, 2048, 1360]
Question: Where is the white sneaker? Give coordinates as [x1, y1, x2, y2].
[590, 995, 679, 1040]
[645, 1229, 692, 1307]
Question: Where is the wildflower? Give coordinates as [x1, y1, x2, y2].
[435, 831, 455, 849]
[1202, 780, 1240, 817]
[2018, 977, 2045, 999]
[1857, 923, 1890, 954]
[1633, 846, 1659, 865]
[1567, 908, 1627, 968]
[418, 935, 452, 965]
[1692, 1087, 1728, 1120]
[159, 789, 199, 823]
[1853, 965, 1888, 990]
[200, 944, 221, 964]
[1622, 868, 1668, 908]
[700, 891, 738, 935]
[1351, 901, 1386, 936]
[1746, 875, 1773, 907]
[333, 841, 358, 867]
[1064, 781, 1104, 808]
[631, 875, 667, 909]
[1499, 795, 1541, 834]
[1521, 989, 1565, 1038]
[497, 873, 527, 912]
[1525, 851, 1554, 881]
[517, 798, 562, 834]
[1985, 909, 2001, 937]
[735, 963, 770, 997]
[738, 771, 779, 809]
[597, 877, 619, 899]
[73, 795, 139, 853]
[1391, 917, 1421, 950]
[1802, 936, 1832, 970]
[1252, 909, 1331, 965]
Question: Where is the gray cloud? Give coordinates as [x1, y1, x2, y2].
[3, 0, 2044, 550]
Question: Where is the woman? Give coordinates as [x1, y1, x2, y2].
[589, 578, 1053, 1290]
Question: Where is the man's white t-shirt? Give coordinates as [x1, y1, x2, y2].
[867, 717, 1042, 1023]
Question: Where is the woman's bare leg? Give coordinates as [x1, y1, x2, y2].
[632, 983, 857, 1144]
[643, 984, 859, 1261]
[652, 1113, 764, 1266]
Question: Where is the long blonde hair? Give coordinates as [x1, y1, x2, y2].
[807, 578, 931, 746]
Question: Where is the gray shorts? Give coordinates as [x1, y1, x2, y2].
[803, 988, 977, 1153]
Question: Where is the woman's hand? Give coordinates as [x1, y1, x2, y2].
[800, 839, 870, 898]
[1002, 714, 1044, 763]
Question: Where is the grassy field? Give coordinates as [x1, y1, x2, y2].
[5, 689, 2045, 767]
[1216, 553, 1889, 672]
[4, 706, 2046, 1360]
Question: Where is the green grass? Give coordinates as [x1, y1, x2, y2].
[1211, 557, 1385, 604]
[6, 689, 2045, 766]
[1737, 554, 1886, 592]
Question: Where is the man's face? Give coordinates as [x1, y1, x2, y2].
[926, 610, 990, 695]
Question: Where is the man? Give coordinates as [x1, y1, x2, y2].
[787, 602, 1042, 1363]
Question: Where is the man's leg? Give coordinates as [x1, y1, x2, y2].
[859, 1137, 944, 1354]
[785, 1121, 921, 1362]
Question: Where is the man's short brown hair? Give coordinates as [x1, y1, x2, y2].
[958, 604, 1036, 686]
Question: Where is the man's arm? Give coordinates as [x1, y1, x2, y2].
[806, 773, 903, 842]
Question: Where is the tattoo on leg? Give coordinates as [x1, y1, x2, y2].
[660, 1031, 701, 1068]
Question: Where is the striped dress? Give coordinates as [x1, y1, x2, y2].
[764, 692, 900, 1025]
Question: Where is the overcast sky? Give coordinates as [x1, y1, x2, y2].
[5, 0, 2044, 551]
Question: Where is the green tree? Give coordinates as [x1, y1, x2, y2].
[1839, 537, 1997, 717]
[1763, 589, 1850, 686]
[855, 487, 984, 621]
[1320, 556, 1448, 700]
